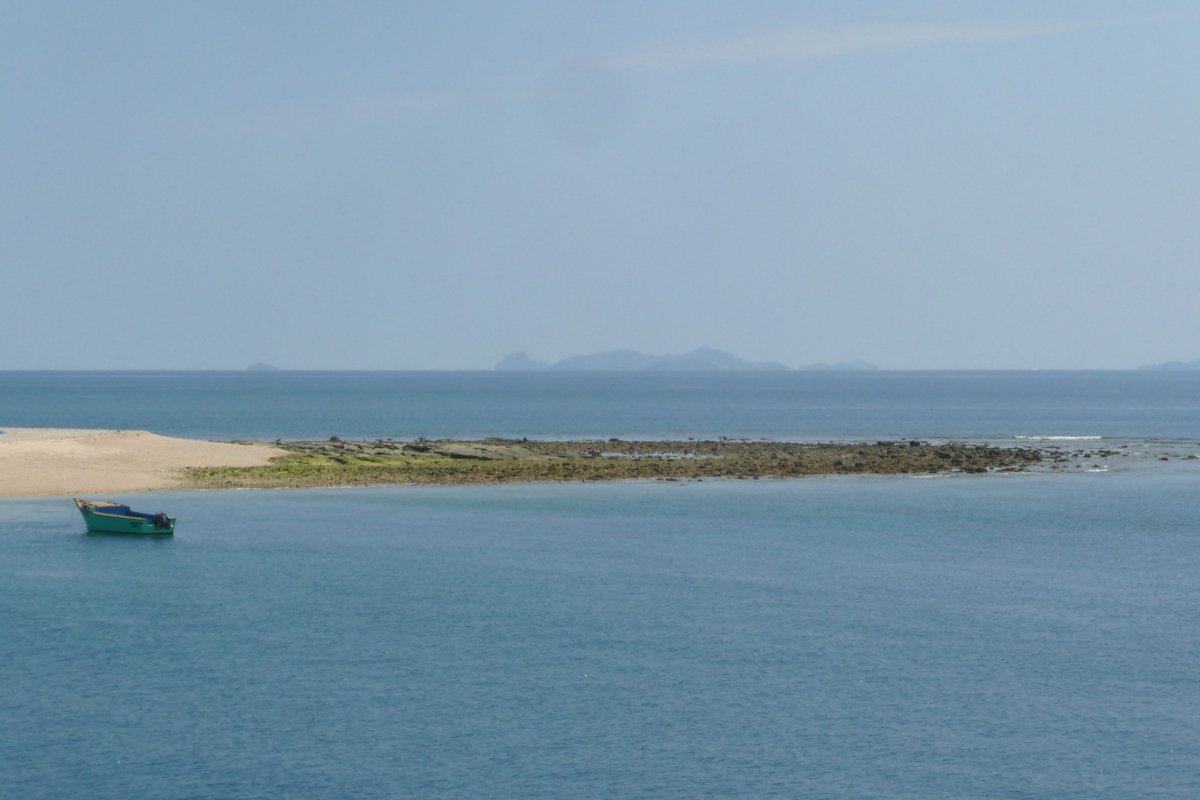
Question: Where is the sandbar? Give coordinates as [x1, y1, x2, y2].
[0, 428, 289, 498]
[5, 431, 1116, 498]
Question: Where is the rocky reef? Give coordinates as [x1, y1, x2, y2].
[184, 438, 1049, 490]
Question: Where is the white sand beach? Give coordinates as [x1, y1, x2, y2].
[0, 428, 288, 498]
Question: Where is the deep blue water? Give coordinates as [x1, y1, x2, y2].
[3, 475, 1200, 799]
[2, 370, 1200, 441]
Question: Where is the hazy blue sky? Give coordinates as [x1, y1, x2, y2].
[3, 2, 1198, 369]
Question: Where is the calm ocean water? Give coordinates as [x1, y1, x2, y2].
[3, 476, 1200, 798]
[2, 370, 1200, 441]
[3, 372, 1200, 798]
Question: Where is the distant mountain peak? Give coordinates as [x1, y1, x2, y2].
[1139, 359, 1200, 371]
[495, 352, 551, 371]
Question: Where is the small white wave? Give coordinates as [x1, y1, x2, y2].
[1014, 435, 1102, 440]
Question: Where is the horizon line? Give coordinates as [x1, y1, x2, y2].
[0, 368, 1189, 374]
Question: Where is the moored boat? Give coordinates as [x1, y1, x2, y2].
[74, 498, 175, 535]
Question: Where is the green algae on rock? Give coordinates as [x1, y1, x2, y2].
[181, 439, 1047, 490]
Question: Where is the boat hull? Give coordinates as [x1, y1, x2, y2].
[75, 499, 175, 535]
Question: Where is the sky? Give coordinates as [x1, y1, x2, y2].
[2, 1, 1198, 370]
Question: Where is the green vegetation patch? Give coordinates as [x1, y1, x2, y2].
[180, 439, 1046, 490]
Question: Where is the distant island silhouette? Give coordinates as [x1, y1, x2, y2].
[1138, 360, 1200, 371]
[797, 360, 880, 371]
[496, 348, 879, 372]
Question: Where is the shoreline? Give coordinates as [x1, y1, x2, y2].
[5, 428, 1192, 499]
[0, 428, 289, 498]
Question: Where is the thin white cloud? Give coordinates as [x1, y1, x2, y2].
[609, 20, 1110, 71]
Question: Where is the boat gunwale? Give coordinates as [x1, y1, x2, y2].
[84, 510, 175, 523]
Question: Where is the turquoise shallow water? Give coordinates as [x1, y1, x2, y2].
[3, 474, 1199, 798]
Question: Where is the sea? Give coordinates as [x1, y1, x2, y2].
[2, 371, 1199, 799]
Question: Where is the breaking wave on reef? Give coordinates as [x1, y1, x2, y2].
[1014, 435, 1103, 440]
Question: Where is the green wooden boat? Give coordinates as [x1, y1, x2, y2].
[75, 498, 175, 535]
